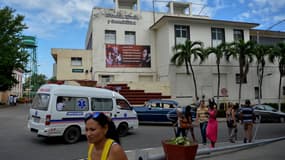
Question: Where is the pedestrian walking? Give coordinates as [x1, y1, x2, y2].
[13, 95, 17, 106]
[175, 107, 187, 137]
[195, 99, 209, 145]
[226, 102, 238, 143]
[185, 105, 197, 142]
[239, 99, 255, 143]
[9, 95, 13, 105]
[85, 112, 128, 160]
[206, 99, 218, 148]
[195, 96, 200, 108]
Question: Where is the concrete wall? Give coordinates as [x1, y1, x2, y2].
[90, 9, 157, 83]
[51, 48, 92, 80]
[127, 81, 170, 95]
[155, 21, 171, 82]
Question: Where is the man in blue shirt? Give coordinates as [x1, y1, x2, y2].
[240, 99, 255, 143]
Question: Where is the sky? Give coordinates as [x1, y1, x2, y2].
[1, 0, 285, 79]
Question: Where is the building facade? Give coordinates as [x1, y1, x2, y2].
[52, 0, 285, 105]
[0, 69, 23, 104]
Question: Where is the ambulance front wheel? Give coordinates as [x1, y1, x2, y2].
[63, 126, 81, 144]
[117, 123, 128, 137]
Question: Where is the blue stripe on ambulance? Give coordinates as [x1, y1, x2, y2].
[49, 117, 137, 124]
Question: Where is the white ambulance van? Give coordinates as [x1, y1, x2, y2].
[28, 84, 139, 143]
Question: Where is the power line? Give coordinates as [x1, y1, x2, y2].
[266, 19, 285, 30]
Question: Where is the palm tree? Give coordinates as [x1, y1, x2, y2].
[171, 40, 205, 99]
[205, 43, 230, 108]
[226, 40, 255, 105]
[253, 44, 273, 104]
[269, 42, 285, 111]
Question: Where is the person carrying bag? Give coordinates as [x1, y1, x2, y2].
[226, 102, 238, 143]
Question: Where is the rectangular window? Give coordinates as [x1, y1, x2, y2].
[174, 25, 190, 45]
[56, 96, 89, 111]
[105, 30, 116, 44]
[91, 98, 113, 111]
[116, 99, 131, 110]
[125, 31, 136, 44]
[32, 94, 50, 110]
[283, 86, 285, 95]
[71, 57, 82, 66]
[235, 74, 247, 84]
[254, 87, 259, 99]
[234, 29, 244, 41]
[211, 28, 225, 47]
[100, 75, 114, 83]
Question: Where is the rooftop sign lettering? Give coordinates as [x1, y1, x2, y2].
[107, 19, 136, 25]
[93, 8, 140, 20]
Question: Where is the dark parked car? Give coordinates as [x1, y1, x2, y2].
[253, 104, 285, 123]
[133, 99, 178, 123]
[133, 99, 196, 123]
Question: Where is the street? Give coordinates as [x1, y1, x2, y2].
[0, 104, 285, 160]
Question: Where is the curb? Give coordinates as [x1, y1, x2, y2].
[197, 136, 285, 155]
[129, 136, 285, 160]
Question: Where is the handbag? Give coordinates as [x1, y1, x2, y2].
[180, 118, 189, 129]
[227, 120, 234, 128]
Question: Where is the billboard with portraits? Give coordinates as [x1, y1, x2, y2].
[105, 44, 151, 68]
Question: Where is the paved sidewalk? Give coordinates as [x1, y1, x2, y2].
[196, 139, 285, 160]
[0, 104, 11, 108]
[0, 103, 23, 109]
[126, 138, 285, 160]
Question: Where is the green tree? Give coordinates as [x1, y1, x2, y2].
[226, 40, 255, 105]
[269, 42, 285, 111]
[0, 6, 28, 91]
[205, 43, 230, 108]
[23, 73, 47, 92]
[171, 40, 205, 99]
[48, 76, 57, 83]
[253, 44, 273, 104]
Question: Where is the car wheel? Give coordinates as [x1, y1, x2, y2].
[63, 126, 81, 144]
[280, 117, 285, 123]
[117, 123, 128, 137]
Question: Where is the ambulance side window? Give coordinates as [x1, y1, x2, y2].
[91, 98, 113, 111]
[116, 99, 131, 110]
[57, 96, 89, 111]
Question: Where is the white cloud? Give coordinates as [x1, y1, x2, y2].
[200, 0, 229, 18]
[233, 0, 285, 30]
[2, 0, 284, 36]
[273, 15, 285, 22]
[142, 0, 210, 16]
[1, 0, 108, 38]
[251, 0, 285, 12]
[239, 12, 250, 19]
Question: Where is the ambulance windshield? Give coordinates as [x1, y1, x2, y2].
[31, 94, 50, 110]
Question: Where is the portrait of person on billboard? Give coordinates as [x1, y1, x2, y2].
[141, 47, 151, 67]
[105, 44, 151, 68]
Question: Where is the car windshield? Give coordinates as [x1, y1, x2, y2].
[264, 105, 275, 111]
[255, 105, 265, 110]
[31, 93, 50, 111]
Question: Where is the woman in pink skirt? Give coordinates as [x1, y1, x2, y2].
[206, 98, 218, 148]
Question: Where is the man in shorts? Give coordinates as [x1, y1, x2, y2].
[240, 99, 255, 143]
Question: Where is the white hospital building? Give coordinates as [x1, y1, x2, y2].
[52, 0, 285, 106]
